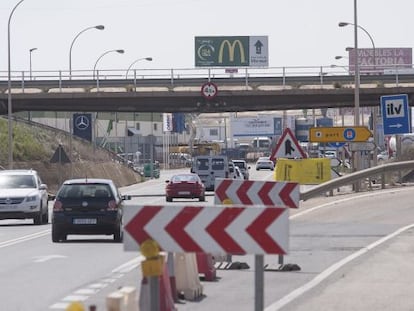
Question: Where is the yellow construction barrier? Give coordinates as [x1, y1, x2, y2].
[275, 158, 331, 184]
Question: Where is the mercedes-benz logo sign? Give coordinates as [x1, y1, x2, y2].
[75, 115, 90, 130]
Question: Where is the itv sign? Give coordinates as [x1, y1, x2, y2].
[195, 36, 268, 67]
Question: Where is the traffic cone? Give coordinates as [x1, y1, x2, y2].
[167, 252, 179, 302]
[139, 264, 176, 311]
[160, 262, 177, 310]
[196, 252, 216, 281]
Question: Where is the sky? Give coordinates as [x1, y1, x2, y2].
[0, 0, 413, 74]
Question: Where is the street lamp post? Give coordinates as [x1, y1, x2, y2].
[29, 47, 37, 80]
[125, 57, 153, 79]
[339, 11, 378, 166]
[69, 25, 104, 79]
[7, 0, 26, 169]
[93, 49, 125, 79]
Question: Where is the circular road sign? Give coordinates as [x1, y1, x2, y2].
[343, 128, 356, 141]
[201, 82, 218, 100]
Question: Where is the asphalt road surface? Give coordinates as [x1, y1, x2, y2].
[1, 167, 413, 311]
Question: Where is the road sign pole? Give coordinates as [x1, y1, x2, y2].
[255, 255, 264, 311]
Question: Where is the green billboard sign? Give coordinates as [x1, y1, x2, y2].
[195, 36, 268, 67]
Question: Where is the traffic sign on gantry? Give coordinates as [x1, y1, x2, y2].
[309, 126, 372, 143]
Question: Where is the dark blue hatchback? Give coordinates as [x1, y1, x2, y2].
[51, 178, 131, 243]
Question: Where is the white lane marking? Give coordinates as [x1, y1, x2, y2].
[49, 302, 69, 309]
[32, 254, 67, 263]
[74, 288, 99, 295]
[266, 194, 414, 310]
[88, 283, 108, 289]
[111, 256, 144, 274]
[49, 257, 144, 310]
[62, 295, 89, 302]
[0, 229, 50, 248]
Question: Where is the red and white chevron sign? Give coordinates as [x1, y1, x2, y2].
[123, 205, 289, 255]
[214, 179, 299, 208]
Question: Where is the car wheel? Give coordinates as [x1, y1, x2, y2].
[33, 210, 43, 225]
[52, 225, 62, 242]
[166, 196, 172, 202]
[114, 221, 124, 243]
[113, 223, 123, 243]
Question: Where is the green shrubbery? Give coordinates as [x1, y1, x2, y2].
[0, 119, 48, 165]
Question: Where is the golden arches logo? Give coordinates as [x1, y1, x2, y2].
[218, 39, 246, 64]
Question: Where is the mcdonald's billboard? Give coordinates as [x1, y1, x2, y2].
[195, 36, 268, 67]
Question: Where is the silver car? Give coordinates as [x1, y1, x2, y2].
[256, 157, 275, 171]
[0, 170, 49, 225]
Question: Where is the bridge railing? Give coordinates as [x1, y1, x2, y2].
[0, 64, 413, 91]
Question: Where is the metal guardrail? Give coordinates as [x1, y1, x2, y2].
[300, 160, 414, 201]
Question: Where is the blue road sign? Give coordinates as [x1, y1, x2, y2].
[327, 142, 346, 148]
[380, 94, 411, 135]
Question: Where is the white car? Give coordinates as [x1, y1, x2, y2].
[256, 157, 275, 171]
[0, 170, 49, 225]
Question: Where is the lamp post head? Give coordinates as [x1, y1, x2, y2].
[29, 47, 37, 53]
[116, 49, 125, 54]
[338, 22, 350, 27]
[95, 25, 105, 30]
[335, 56, 343, 60]
[145, 57, 153, 61]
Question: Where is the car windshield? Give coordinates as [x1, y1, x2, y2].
[0, 175, 36, 189]
[234, 161, 246, 168]
[172, 175, 198, 183]
[58, 183, 113, 199]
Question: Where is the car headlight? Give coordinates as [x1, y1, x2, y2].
[26, 195, 38, 202]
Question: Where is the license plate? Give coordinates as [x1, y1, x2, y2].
[73, 218, 97, 225]
[178, 191, 190, 195]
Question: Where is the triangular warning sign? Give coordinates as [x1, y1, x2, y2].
[270, 128, 307, 161]
[50, 145, 71, 164]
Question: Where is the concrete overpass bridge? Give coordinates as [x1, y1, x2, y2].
[0, 66, 413, 114]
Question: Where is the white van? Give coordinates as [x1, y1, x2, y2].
[191, 155, 230, 191]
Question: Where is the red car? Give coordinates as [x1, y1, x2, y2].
[165, 173, 206, 202]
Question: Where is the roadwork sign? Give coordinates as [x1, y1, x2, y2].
[270, 128, 307, 161]
[124, 204, 289, 255]
[214, 179, 299, 208]
[309, 126, 372, 143]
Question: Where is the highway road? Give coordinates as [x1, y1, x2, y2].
[1, 166, 413, 310]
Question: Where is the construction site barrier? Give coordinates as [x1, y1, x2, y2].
[196, 252, 216, 281]
[106, 286, 138, 311]
[139, 263, 176, 311]
[174, 252, 203, 301]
